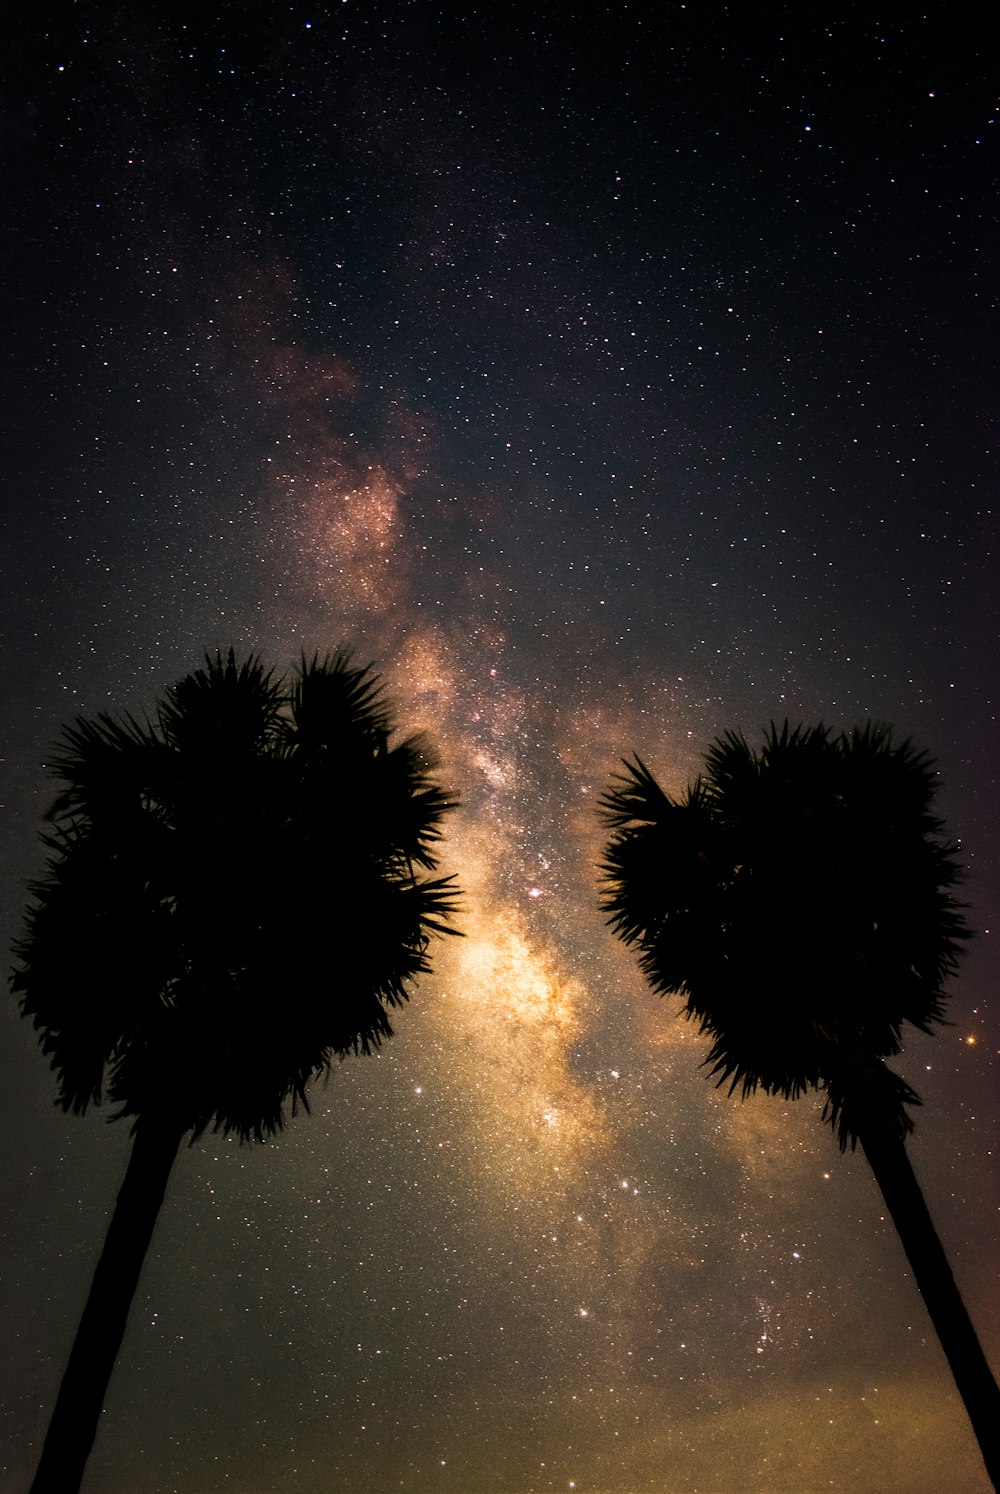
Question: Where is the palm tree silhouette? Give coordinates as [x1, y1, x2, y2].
[600, 722, 999, 1489]
[13, 649, 460, 1494]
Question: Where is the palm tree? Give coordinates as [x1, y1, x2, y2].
[600, 722, 999, 1489]
[13, 649, 461, 1494]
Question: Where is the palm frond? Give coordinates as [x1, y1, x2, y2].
[157, 649, 285, 754]
[289, 650, 393, 748]
[44, 710, 159, 824]
[598, 755, 673, 828]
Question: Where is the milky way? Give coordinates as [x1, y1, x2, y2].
[1, 8, 997, 1492]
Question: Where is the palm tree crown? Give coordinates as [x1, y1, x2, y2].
[13, 649, 460, 1142]
[600, 721, 969, 1148]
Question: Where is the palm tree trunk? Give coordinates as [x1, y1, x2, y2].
[860, 1123, 1000, 1491]
[30, 1117, 184, 1494]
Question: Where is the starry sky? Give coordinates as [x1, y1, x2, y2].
[1, 6, 998, 1492]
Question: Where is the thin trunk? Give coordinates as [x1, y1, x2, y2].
[30, 1117, 184, 1494]
[860, 1123, 1000, 1491]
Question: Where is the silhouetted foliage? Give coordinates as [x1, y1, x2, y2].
[600, 721, 967, 1147]
[600, 722, 999, 1490]
[15, 649, 460, 1140]
[13, 648, 461, 1494]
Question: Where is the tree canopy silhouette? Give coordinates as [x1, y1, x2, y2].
[13, 648, 461, 1494]
[600, 722, 999, 1489]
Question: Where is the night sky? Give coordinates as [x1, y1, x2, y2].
[1, 6, 998, 1492]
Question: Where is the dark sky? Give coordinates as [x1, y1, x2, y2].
[1, 6, 998, 1492]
